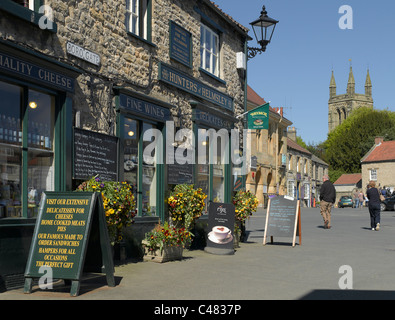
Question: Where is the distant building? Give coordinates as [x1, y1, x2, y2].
[328, 67, 373, 132]
[361, 137, 395, 191]
[333, 173, 362, 205]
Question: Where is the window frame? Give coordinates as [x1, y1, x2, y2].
[369, 168, 377, 181]
[200, 23, 219, 77]
[126, 0, 151, 42]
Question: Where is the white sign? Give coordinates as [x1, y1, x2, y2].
[66, 42, 100, 66]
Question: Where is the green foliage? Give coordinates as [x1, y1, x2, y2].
[325, 107, 395, 173]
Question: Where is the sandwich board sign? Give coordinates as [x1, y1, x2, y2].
[263, 196, 301, 247]
[24, 191, 115, 296]
[204, 202, 235, 255]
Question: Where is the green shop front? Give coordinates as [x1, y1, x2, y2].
[0, 41, 79, 290]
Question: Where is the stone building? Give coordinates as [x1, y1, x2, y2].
[245, 85, 292, 207]
[328, 67, 373, 132]
[361, 137, 395, 192]
[0, 0, 249, 288]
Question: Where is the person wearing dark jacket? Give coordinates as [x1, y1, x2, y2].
[366, 180, 381, 231]
[319, 175, 336, 229]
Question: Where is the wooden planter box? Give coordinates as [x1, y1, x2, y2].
[142, 240, 183, 263]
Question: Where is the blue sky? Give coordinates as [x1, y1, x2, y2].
[213, 0, 395, 144]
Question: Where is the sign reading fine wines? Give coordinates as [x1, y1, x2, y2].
[24, 192, 114, 296]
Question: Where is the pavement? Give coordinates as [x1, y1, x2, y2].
[2, 205, 395, 301]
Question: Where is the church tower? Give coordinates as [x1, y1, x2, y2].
[328, 67, 374, 133]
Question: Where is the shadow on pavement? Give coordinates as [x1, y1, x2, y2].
[300, 289, 395, 300]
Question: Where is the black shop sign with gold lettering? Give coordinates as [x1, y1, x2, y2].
[24, 192, 115, 296]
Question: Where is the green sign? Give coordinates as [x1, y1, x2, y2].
[247, 103, 270, 130]
[24, 192, 114, 296]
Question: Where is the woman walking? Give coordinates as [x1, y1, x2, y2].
[366, 181, 381, 231]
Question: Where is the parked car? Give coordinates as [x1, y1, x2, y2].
[338, 196, 354, 208]
[380, 195, 395, 211]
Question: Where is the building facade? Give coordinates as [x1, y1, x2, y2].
[245, 85, 292, 207]
[0, 0, 249, 289]
[328, 67, 373, 132]
[361, 137, 395, 192]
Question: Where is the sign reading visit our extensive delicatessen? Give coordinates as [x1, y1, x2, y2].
[24, 192, 114, 296]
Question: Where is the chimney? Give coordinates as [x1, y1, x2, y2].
[375, 136, 384, 145]
[288, 127, 297, 141]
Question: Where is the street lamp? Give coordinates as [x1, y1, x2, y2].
[248, 5, 279, 59]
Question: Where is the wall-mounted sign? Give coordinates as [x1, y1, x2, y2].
[170, 21, 192, 68]
[66, 42, 100, 66]
[159, 62, 233, 111]
[0, 51, 74, 92]
[247, 103, 269, 130]
[73, 128, 118, 182]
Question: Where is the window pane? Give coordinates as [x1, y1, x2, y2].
[0, 81, 22, 218]
[142, 122, 156, 216]
[123, 118, 139, 207]
[205, 29, 211, 50]
[27, 89, 55, 218]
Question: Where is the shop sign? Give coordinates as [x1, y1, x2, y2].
[24, 192, 115, 296]
[66, 42, 100, 66]
[0, 51, 74, 92]
[169, 21, 192, 68]
[247, 103, 269, 130]
[159, 62, 233, 111]
[205, 202, 235, 255]
[194, 109, 233, 130]
[119, 94, 171, 122]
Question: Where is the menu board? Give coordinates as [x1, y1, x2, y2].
[73, 128, 118, 181]
[168, 163, 193, 184]
[24, 191, 114, 296]
[205, 202, 235, 255]
[263, 196, 301, 247]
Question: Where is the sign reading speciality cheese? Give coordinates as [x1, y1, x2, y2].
[24, 192, 114, 296]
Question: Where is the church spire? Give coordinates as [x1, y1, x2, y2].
[365, 69, 372, 97]
[347, 65, 355, 96]
[329, 70, 336, 98]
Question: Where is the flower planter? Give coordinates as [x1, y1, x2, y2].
[142, 240, 183, 263]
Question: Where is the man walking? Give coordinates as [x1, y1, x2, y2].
[319, 175, 336, 229]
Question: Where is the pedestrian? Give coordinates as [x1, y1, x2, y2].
[366, 180, 381, 231]
[358, 190, 364, 209]
[319, 174, 336, 229]
[353, 190, 359, 208]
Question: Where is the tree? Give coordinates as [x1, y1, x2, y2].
[325, 107, 395, 173]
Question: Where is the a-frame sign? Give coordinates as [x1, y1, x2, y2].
[24, 191, 115, 296]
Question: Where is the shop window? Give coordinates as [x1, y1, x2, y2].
[200, 24, 219, 77]
[126, 0, 151, 41]
[123, 118, 157, 216]
[0, 81, 55, 218]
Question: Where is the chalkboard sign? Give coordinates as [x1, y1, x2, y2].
[205, 202, 235, 255]
[263, 196, 301, 247]
[73, 128, 118, 181]
[168, 163, 193, 184]
[24, 192, 114, 296]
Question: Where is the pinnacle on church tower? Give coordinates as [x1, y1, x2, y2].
[365, 69, 372, 97]
[347, 66, 355, 96]
[329, 70, 336, 98]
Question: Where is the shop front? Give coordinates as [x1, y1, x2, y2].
[0, 41, 79, 290]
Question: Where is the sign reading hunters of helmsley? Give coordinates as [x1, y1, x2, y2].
[24, 192, 115, 296]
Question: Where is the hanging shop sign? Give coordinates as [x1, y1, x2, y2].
[169, 21, 192, 68]
[159, 62, 233, 111]
[205, 202, 235, 255]
[66, 42, 101, 66]
[24, 192, 115, 296]
[247, 103, 270, 130]
[263, 196, 301, 247]
[0, 51, 74, 92]
[73, 128, 118, 182]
